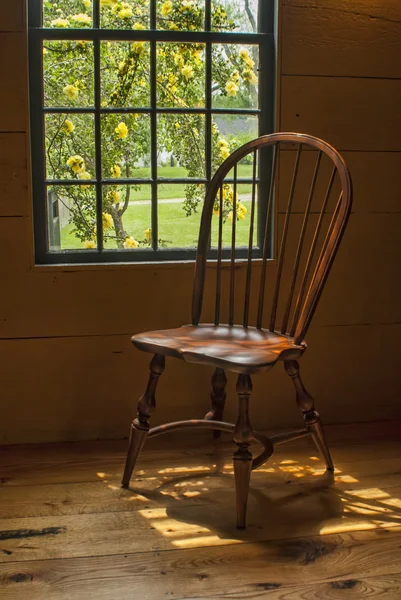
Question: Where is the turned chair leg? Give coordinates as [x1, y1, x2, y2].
[284, 360, 334, 472]
[233, 373, 253, 529]
[121, 354, 165, 488]
[205, 368, 227, 438]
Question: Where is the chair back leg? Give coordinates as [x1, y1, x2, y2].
[284, 360, 334, 471]
[205, 367, 227, 439]
[121, 354, 165, 488]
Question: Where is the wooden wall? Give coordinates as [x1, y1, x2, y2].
[0, 0, 400, 444]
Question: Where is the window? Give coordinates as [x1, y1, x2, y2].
[28, 0, 274, 264]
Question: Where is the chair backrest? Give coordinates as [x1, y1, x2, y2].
[192, 132, 352, 344]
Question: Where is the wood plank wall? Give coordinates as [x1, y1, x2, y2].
[0, 0, 400, 444]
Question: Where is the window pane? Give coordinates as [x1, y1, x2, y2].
[45, 113, 96, 180]
[212, 44, 258, 109]
[156, 43, 206, 108]
[158, 184, 204, 248]
[156, 0, 205, 31]
[48, 185, 97, 251]
[211, 114, 258, 174]
[44, 1, 93, 28]
[102, 184, 151, 250]
[211, 184, 258, 248]
[100, 0, 149, 29]
[158, 114, 206, 179]
[212, 0, 258, 33]
[100, 41, 150, 108]
[101, 114, 151, 179]
[43, 40, 94, 107]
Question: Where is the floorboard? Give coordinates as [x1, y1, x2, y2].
[1, 421, 401, 599]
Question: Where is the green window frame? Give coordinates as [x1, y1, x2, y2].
[28, 0, 275, 264]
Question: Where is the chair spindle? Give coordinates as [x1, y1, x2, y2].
[229, 164, 238, 326]
[269, 144, 302, 332]
[243, 149, 258, 327]
[257, 143, 278, 329]
[289, 165, 337, 337]
[214, 185, 224, 326]
[281, 151, 322, 334]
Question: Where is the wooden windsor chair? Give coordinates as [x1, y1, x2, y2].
[122, 132, 352, 529]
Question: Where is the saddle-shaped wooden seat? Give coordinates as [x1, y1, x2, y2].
[133, 325, 305, 373]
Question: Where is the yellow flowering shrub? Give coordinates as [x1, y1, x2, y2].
[71, 13, 91, 25]
[124, 236, 139, 248]
[181, 64, 194, 80]
[102, 213, 113, 229]
[51, 17, 69, 28]
[43, 0, 258, 250]
[115, 122, 128, 139]
[225, 80, 239, 97]
[67, 155, 85, 173]
[63, 84, 79, 100]
[63, 119, 74, 134]
[110, 164, 122, 177]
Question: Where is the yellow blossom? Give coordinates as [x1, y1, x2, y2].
[131, 41, 145, 55]
[239, 48, 255, 68]
[227, 210, 234, 223]
[181, 64, 194, 80]
[115, 122, 128, 139]
[107, 189, 121, 203]
[67, 155, 85, 173]
[100, 0, 117, 5]
[118, 7, 133, 18]
[220, 146, 230, 160]
[77, 171, 91, 187]
[225, 80, 239, 97]
[237, 203, 247, 220]
[83, 240, 96, 249]
[132, 23, 145, 30]
[161, 1, 173, 16]
[124, 236, 139, 248]
[102, 212, 113, 229]
[83, 0, 91, 8]
[174, 53, 184, 67]
[217, 138, 229, 149]
[145, 227, 152, 242]
[245, 69, 258, 85]
[63, 119, 74, 134]
[51, 17, 69, 27]
[110, 165, 121, 177]
[43, 47, 48, 55]
[71, 13, 91, 25]
[181, 0, 194, 11]
[212, 204, 220, 217]
[175, 121, 180, 129]
[169, 22, 179, 30]
[63, 84, 79, 100]
[231, 70, 240, 83]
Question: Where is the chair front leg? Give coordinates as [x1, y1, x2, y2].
[121, 353, 165, 488]
[233, 373, 253, 529]
[284, 360, 334, 472]
[205, 367, 227, 438]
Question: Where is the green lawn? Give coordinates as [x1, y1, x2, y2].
[61, 165, 257, 250]
[61, 199, 257, 250]
[122, 164, 254, 201]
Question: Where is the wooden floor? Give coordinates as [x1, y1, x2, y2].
[1, 421, 401, 599]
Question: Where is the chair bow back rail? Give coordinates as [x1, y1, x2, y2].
[122, 132, 352, 529]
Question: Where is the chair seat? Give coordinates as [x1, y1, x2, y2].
[132, 324, 306, 373]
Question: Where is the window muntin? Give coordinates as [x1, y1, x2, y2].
[29, 0, 274, 264]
